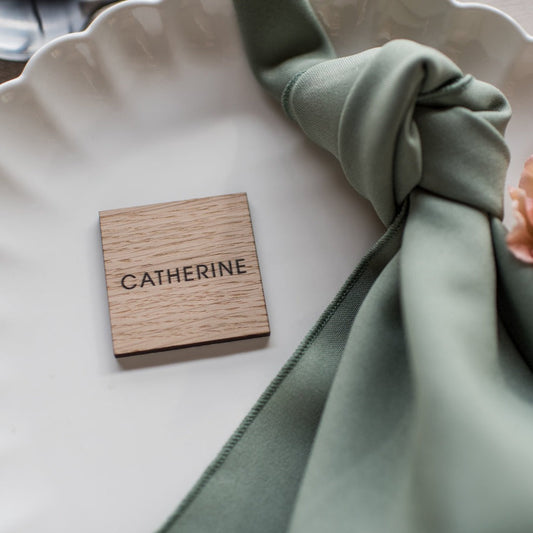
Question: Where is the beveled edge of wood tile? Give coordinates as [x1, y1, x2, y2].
[114, 328, 270, 358]
[98, 192, 248, 219]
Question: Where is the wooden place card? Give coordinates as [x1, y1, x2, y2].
[99, 193, 270, 357]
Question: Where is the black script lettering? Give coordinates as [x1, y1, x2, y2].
[183, 266, 194, 281]
[167, 268, 180, 284]
[121, 274, 137, 290]
[120, 258, 249, 291]
[154, 270, 164, 285]
[235, 258, 247, 274]
[196, 264, 209, 279]
[140, 272, 156, 287]
[218, 261, 233, 276]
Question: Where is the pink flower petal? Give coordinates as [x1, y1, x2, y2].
[506, 213, 533, 263]
[519, 155, 533, 197]
[506, 210, 529, 245]
[506, 242, 533, 264]
[506, 156, 533, 264]
[525, 196, 533, 229]
[509, 186, 529, 225]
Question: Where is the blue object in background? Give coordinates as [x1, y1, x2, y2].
[0, 0, 118, 62]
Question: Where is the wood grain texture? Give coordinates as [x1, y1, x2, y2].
[99, 193, 270, 357]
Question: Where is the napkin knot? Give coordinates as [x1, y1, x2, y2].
[284, 39, 511, 225]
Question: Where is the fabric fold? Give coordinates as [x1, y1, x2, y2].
[285, 38, 509, 224]
[157, 1, 533, 532]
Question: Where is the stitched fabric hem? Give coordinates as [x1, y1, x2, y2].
[156, 202, 408, 533]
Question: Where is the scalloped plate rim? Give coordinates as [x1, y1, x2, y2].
[0, 0, 167, 91]
[0, 0, 532, 96]
[449, 0, 533, 41]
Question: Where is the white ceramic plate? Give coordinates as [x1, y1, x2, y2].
[455, 0, 533, 37]
[1, 1, 532, 531]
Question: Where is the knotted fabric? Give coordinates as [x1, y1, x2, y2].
[157, 2, 533, 532]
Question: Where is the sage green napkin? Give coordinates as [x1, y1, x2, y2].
[158, 1, 533, 532]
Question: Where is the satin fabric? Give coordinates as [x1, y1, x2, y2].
[158, 1, 533, 532]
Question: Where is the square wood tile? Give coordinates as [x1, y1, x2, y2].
[99, 193, 270, 357]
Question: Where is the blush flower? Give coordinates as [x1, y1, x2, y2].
[506, 156, 533, 264]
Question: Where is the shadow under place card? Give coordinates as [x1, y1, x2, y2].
[99, 193, 270, 357]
